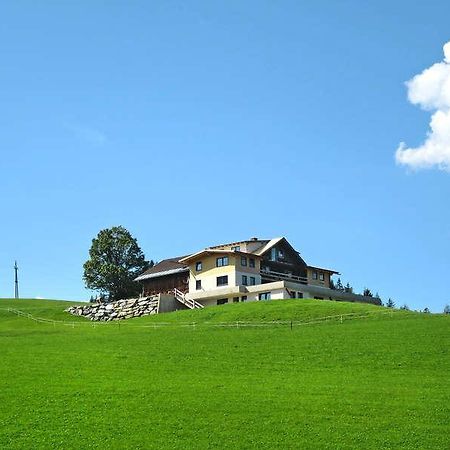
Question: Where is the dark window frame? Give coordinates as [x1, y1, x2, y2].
[241, 256, 247, 266]
[216, 256, 229, 267]
[242, 275, 248, 286]
[217, 275, 228, 286]
[195, 280, 202, 290]
[195, 261, 202, 272]
[249, 258, 255, 268]
[249, 276, 256, 286]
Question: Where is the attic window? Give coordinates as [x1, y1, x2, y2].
[195, 261, 202, 272]
[231, 246, 240, 251]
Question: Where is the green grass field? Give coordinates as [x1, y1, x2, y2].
[0, 298, 449, 449]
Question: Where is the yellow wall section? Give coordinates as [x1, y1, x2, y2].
[188, 254, 237, 292]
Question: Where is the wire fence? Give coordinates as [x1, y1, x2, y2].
[0, 307, 403, 330]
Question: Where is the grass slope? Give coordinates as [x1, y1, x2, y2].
[0, 298, 449, 449]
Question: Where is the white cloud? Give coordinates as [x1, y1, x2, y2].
[396, 41, 450, 172]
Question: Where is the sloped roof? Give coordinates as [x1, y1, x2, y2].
[134, 256, 189, 282]
[179, 248, 261, 264]
[208, 238, 269, 250]
[252, 237, 284, 255]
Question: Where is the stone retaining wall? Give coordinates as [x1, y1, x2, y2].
[65, 296, 159, 321]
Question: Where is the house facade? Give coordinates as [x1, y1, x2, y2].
[134, 237, 381, 310]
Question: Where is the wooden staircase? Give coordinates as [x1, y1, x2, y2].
[173, 288, 204, 309]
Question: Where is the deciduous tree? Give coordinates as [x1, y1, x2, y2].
[83, 226, 150, 301]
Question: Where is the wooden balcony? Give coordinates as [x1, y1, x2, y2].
[260, 269, 308, 284]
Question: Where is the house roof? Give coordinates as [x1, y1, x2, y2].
[134, 256, 189, 282]
[252, 237, 284, 255]
[179, 249, 261, 264]
[208, 238, 269, 250]
[307, 265, 340, 275]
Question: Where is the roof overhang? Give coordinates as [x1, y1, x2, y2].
[134, 267, 189, 282]
[307, 265, 340, 275]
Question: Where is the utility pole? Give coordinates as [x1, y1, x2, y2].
[14, 261, 19, 299]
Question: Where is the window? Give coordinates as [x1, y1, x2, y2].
[195, 261, 202, 271]
[249, 258, 255, 268]
[242, 275, 248, 286]
[259, 292, 271, 301]
[233, 297, 239, 303]
[231, 246, 240, 251]
[217, 298, 228, 305]
[216, 256, 229, 267]
[312, 271, 318, 280]
[241, 296, 247, 302]
[249, 276, 256, 286]
[217, 275, 228, 286]
[319, 272, 324, 281]
[297, 292, 304, 299]
[270, 248, 277, 261]
[196, 280, 202, 290]
[241, 256, 247, 266]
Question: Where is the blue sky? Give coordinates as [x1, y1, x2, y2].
[1, 1, 449, 312]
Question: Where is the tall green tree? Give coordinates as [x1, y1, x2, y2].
[83, 226, 150, 301]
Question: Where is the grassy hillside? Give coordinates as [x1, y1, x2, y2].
[0, 298, 449, 449]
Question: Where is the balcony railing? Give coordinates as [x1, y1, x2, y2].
[260, 269, 308, 284]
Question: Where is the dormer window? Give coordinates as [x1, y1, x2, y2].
[231, 246, 240, 251]
[195, 261, 202, 272]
